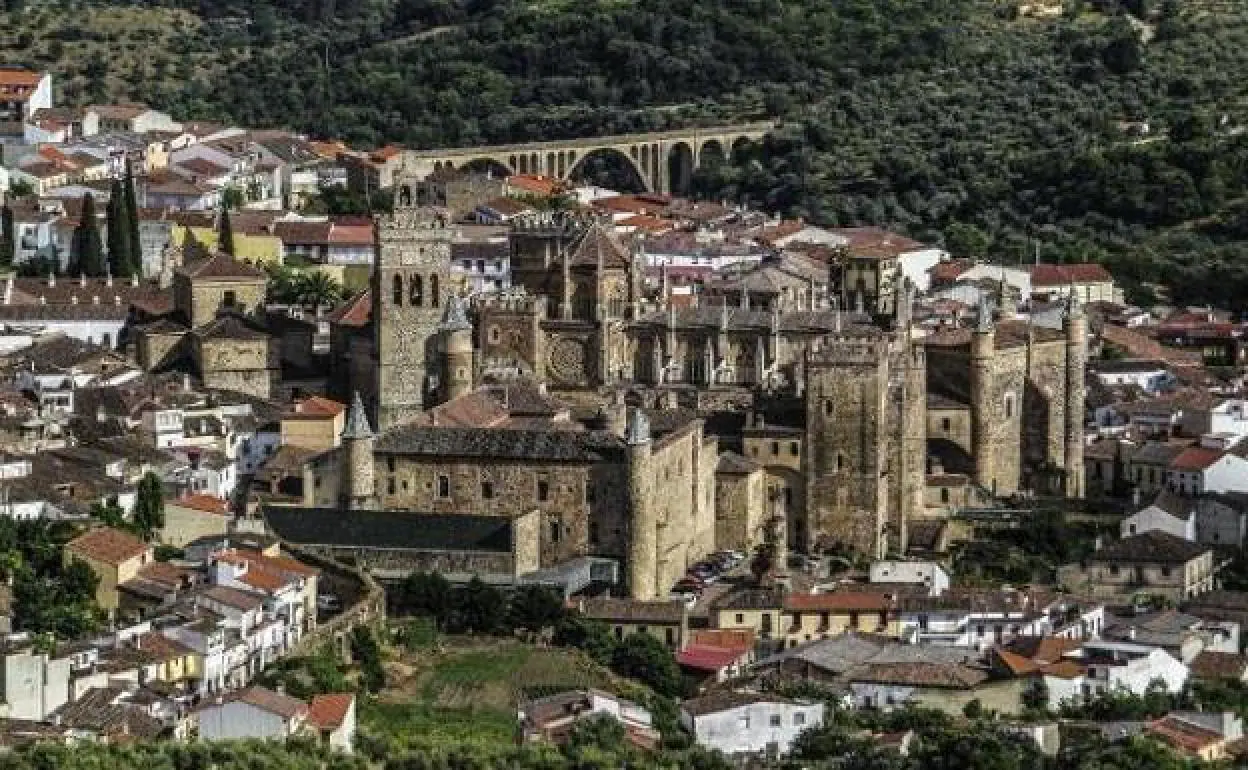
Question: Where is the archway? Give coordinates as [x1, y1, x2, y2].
[566, 147, 648, 193]
[730, 136, 755, 163]
[460, 157, 513, 179]
[699, 139, 727, 170]
[667, 141, 695, 197]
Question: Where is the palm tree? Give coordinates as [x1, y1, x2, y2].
[295, 270, 344, 310]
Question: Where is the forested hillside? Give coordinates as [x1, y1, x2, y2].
[6, 0, 1248, 305]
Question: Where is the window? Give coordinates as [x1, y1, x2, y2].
[771, 441, 780, 456]
[387, 457, 396, 473]
[386, 478, 395, 495]
[976, 625, 985, 637]
[410, 275, 424, 306]
[1110, 565, 1120, 576]
[794, 712, 806, 726]
[437, 475, 450, 498]
[824, 400, 833, 416]
[665, 628, 675, 646]
[431, 275, 440, 307]
[789, 442, 799, 456]
[549, 518, 561, 543]
[481, 481, 493, 499]
[835, 453, 845, 472]
[1004, 394, 1014, 419]
[223, 290, 237, 308]
[1161, 567, 1171, 578]
[769, 715, 782, 727]
[940, 488, 950, 503]
[488, 326, 500, 344]
[392, 275, 403, 306]
[537, 479, 550, 501]
[941, 417, 951, 431]
[735, 613, 745, 624]
[614, 626, 624, 640]
[850, 612, 860, 629]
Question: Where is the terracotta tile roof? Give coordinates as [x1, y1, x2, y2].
[578, 597, 686, 624]
[235, 548, 319, 577]
[87, 103, 148, 121]
[410, 391, 510, 429]
[201, 584, 265, 611]
[619, 214, 674, 233]
[137, 561, 192, 588]
[506, 174, 564, 197]
[238, 569, 289, 593]
[289, 396, 346, 419]
[1029, 263, 1113, 287]
[1189, 651, 1248, 681]
[783, 592, 893, 612]
[176, 158, 229, 176]
[1091, 531, 1210, 564]
[929, 259, 972, 284]
[66, 527, 149, 566]
[681, 691, 797, 717]
[1040, 660, 1085, 679]
[133, 632, 194, 661]
[851, 661, 989, 689]
[307, 693, 354, 729]
[993, 647, 1040, 676]
[1171, 446, 1225, 472]
[170, 494, 230, 516]
[234, 686, 308, 720]
[689, 628, 755, 652]
[676, 644, 747, 672]
[0, 69, 44, 88]
[831, 227, 925, 260]
[328, 290, 371, 327]
[328, 223, 374, 246]
[176, 251, 267, 281]
[1147, 716, 1225, 754]
[274, 219, 333, 245]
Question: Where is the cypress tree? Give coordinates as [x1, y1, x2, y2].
[218, 206, 235, 257]
[0, 204, 13, 268]
[105, 180, 128, 278]
[122, 159, 141, 278]
[72, 193, 105, 277]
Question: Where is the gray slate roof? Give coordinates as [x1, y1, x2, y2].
[374, 425, 625, 462]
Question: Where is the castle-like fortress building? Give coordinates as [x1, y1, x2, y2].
[306, 172, 1086, 597]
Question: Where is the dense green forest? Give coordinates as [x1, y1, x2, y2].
[7, 1, 1248, 304]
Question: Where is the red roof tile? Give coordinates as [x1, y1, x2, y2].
[67, 527, 149, 566]
[289, 396, 346, 419]
[783, 592, 892, 612]
[1171, 447, 1225, 472]
[171, 494, 230, 516]
[676, 644, 747, 672]
[1029, 263, 1113, 287]
[328, 290, 371, 327]
[307, 693, 354, 729]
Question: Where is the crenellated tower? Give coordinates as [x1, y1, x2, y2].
[372, 173, 454, 431]
[1063, 288, 1087, 498]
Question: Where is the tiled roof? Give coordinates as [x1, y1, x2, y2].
[66, 527, 149, 565]
[688, 628, 754, 652]
[783, 592, 892, 612]
[307, 693, 354, 729]
[233, 686, 308, 720]
[1089, 531, 1210, 565]
[0, 69, 44, 88]
[578, 597, 686, 624]
[328, 290, 371, 327]
[264, 506, 515, 554]
[176, 157, 229, 176]
[1189, 651, 1248, 681]
[409, 390, 510, 429]
[676, 644, 748, 672]
[374, 425, 624, 462]
[192, 314, 270, 341]
[274, 219, 333, 245]
[716, 451, 760, 475]
[568, 222, 631, 269]
[201, 584, 266, 611]
[831, 227, 925, 260]
[1147, 715, 1225, 754]
[176, 251, 267, 281]
[170, 494, 230, 516]
[681, 691, 795, 717]
[288, 396, 346, 419]
[1029, 263, 1113, 287]
[850, 661, 989, 689]
[1171, 447, 1224, 472]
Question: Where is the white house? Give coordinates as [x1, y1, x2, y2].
[1044, 641, 1188, 710]
[1093, 360, 1175, 395]
[196, 685, 308, 741]
[1168, 448, 1248, 496]
[307, 693, 357, 752]
[680, 692, 824, 757]
[2, 650, 71, 721]
[1187, 400, 1248, 441]
[869, 561, 950, 597]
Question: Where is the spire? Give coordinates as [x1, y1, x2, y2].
[440, 294, 472, 332]
[625, 407, 651, 446]
[975, 293, 994, 333]
[342, 391, 374, 440]
[1064, 283, 1084, 321]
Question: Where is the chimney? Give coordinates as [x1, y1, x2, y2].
[130, 273, 139, 288]
[47, 272, 55, 288]
[182, 373, 191, 392]
[78, 273, 86, 287]
[105, 273, 113, 288]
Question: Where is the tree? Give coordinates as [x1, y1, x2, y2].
[8, 179, 33, 199]
[944, 222, 991, 260]
[397, 571, 454, 626]
[71, 193, 105, 277]
[451, 576, 505, 633]
[749, 541, 775, 585]
[105, 180, 131, 279]
[90, 498, 127, 530]
[295, 270, 344, 309]
[122, 160, 141, 278]
[218, 206, 235, 257]
[0, 204, 13, 268]
[350, 626, 386, 693]
[553, 615, 616, 665]
[132, 473, 165, 541]
[508, 584, 566, 632]
[610, 632, 682, 696]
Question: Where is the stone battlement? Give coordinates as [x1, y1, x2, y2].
[475, 289, 548, 317]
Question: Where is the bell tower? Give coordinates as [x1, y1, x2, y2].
[372, 172, 454, 432]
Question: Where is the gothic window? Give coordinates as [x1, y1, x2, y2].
[548, 517, 561, 544]
[835, 453, 845, 472]
[410, 275, 424, 306]
[392, 275, 403, 306]
[824, 400, 834, 416]
[537, 478, 550, 502]
[481, 480, 494, 499]
[1004, 393, 1015, 419]
[431, 275, 440, 307]
[437, 474, 450, 498]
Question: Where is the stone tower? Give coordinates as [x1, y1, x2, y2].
[890, 283, 926, 553]
[341, 391, 376, 510]
[440, 294, 474, 404]
[969, 296, 997, 493]
[1063, 288, 1087, 498]
[372, 173, 454, 431]
[804, 329, 891, 558]
[625, 407, 657, 600]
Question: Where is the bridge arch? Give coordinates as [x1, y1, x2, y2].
[459, 157, 513, 178]
[565, 146, 649, 193]
[667, 141, 695, 197]
[699, 139, 727, 168]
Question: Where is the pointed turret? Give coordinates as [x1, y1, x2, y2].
[342, 391, 374, 440]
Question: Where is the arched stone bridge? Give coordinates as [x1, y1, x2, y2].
[401, 121, 777, 194]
